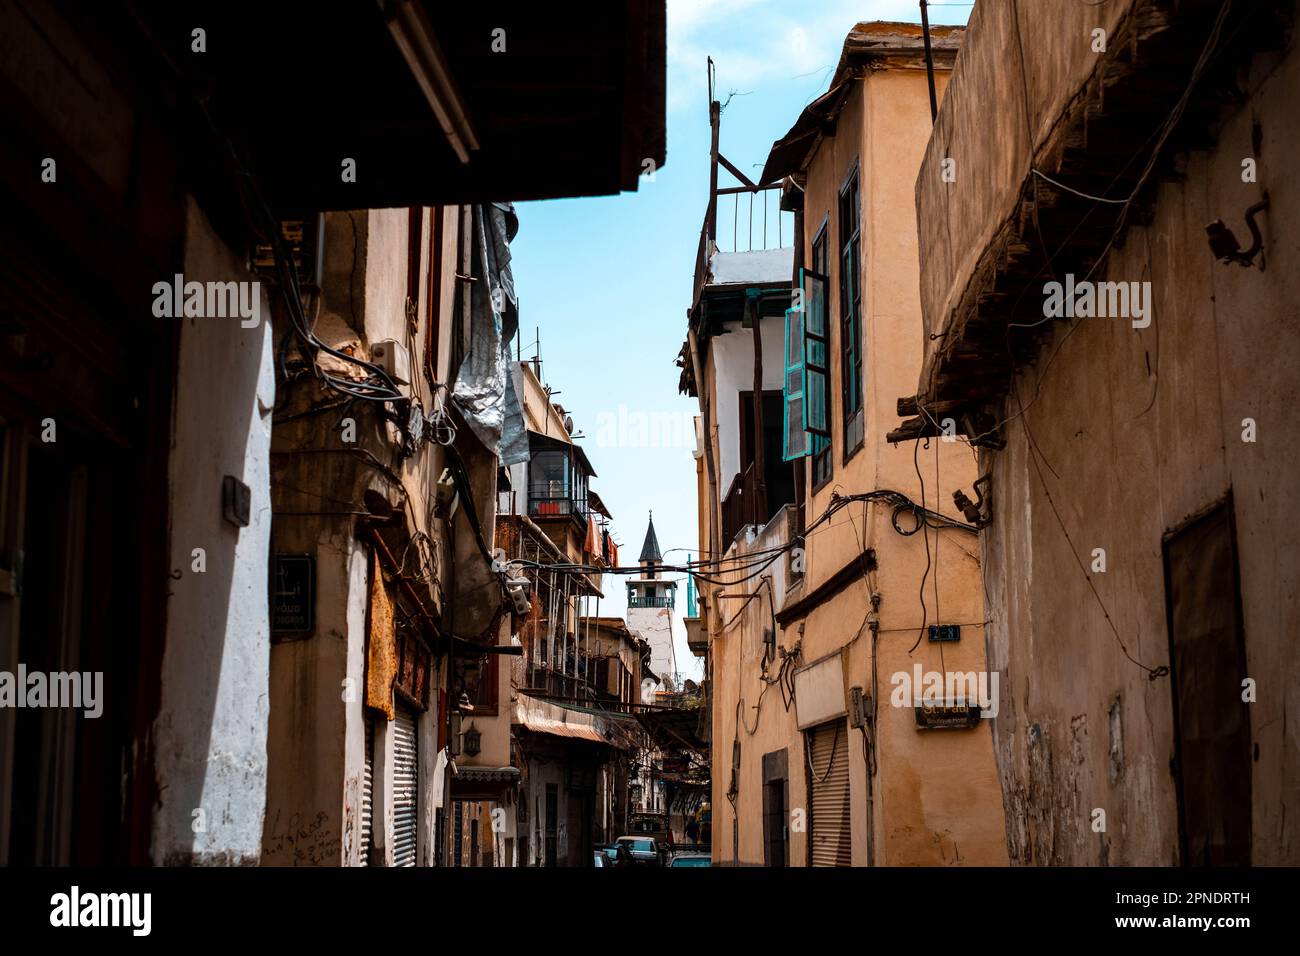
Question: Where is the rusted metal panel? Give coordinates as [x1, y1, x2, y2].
[807, 721, 851, 866]
[1164, 496, 1251, 866]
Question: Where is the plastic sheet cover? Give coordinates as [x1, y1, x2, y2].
[451, 202, 529, 465]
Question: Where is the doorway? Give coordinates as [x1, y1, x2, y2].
[762, 748, 789, 867]
[1163, 494, 1251, 866]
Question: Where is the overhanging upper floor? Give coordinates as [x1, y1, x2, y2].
[893, 0, 1292, 447]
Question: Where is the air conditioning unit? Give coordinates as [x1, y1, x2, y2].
[372, 339, 411, 385]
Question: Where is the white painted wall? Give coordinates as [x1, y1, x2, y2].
[153, 196, 273, 865]
[711, 315, 787, 492]
[627, 605, 680, 689]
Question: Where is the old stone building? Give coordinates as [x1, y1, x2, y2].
[0, 0, 665, 866]
[683, 22, 1007, 866]
[895, 0, 1298, 865]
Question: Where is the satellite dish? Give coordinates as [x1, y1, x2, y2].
[564, 414, 575, 434]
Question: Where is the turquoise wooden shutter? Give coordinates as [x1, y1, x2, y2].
[783, 306, 809, 460]
[802, 268, 830, 438]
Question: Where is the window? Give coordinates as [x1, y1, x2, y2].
[782, 220, 830, 485]
[838, 169, 864, 456]
[782, 305, 808, 461]
[527, 444, 588, 517]
[809, 226, 832, 487]
[740, 390, 796, 523]
[458, 650, 499, 715]
[529, 449, 569, 512]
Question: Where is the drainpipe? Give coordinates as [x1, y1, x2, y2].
[920, 1, 938, 123]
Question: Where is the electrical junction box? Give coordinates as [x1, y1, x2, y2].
[506, 577, 531, 616]
[252, 216, 324, 288]
[372, 339, 410, 385]
[848, 686, 865, 728]
[223, 475, 251, 528]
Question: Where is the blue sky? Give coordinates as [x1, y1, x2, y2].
[509, 1, 971, 680]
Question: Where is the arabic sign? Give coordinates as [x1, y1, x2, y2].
[272, 554, 315, 636]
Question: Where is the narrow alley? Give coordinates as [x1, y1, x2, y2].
[0, 0, 1296, 939]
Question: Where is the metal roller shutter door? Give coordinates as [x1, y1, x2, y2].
[360, 714, 374, 866]
[392, 708, 419, 867]
[808, 721, 851, 867]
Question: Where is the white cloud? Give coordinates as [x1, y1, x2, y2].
[664, 0, 970, 114]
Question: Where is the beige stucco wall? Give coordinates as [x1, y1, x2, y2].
[264, 206, 465, 865]
[980, 39, 1300, 865]
[458, 615, 515, 773]
[709, 66, 1007, 865]
[709, 512, 805, 866]
[915, 0, 1136, 347]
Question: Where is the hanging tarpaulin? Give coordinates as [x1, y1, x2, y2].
[452, 203, 529, 464]
[366, 550, 398, 721]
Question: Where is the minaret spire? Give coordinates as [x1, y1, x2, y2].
[639, 511, 662, 565]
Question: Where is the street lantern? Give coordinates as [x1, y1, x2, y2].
[463, 722, 481, 757]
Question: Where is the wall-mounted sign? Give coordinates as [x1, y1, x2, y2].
[792, 651, 847, 730]
[272, 554, 315, 636]
[660, 755, 689, 774]
[914, 699, 982, 730]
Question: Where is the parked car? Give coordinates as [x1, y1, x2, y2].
[626, 812, 670, 838]
[592, 842, 633, 868]
[668, 852, 711, 868]
[616, 836, 663, 867]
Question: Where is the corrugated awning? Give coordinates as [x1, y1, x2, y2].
[517, 714, 609, 745]
[514, 693, 631, 749]
[451, 765, 521, 801]
[455, 766, 522, 783]
[527, 429, 596, 478]
[589, 490, 612, 519]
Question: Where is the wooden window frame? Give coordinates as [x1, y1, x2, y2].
[809, 222, 833, 491]
[838, 164, 864, 463]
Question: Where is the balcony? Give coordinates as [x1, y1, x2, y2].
[721, 462, 758, 547]
[526, 660, 598, 702]
[629, 596, 675, 610]
[685, 617, 706, 657]
[528, 495, 587, 519]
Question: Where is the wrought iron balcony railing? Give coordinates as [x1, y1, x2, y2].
[629, 596, 675, 609]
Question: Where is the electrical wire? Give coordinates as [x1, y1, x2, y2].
[510, 487, 977, 586]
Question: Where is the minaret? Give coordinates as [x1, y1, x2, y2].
[626, 512, 680, 694]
